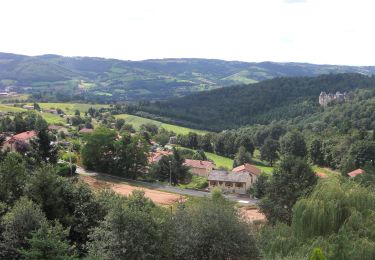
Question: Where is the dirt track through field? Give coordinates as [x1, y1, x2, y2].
[80, 175, 185, 205]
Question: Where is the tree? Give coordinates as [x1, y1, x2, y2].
[280, 131, 308, 158]
[74, 109, 80, 116]
[81, 127, 117, 172]
[252, 173, 269, 199]
[33, 103, 41, 111]
[121, 123, 135, 133]
[260, 138, 279, 166]
[167, 193, 259, 259]
[112, 134, 149, 179]
[259, 156, 317, 224]
[0, 153, 28, 205]
[87, 190, 164, 259]
[192, 149, 207, 161]
[115, 118, 125, 130]
[151, 149, 190, 185]
[236, 135, 255, 156]
[309, 138, 324, 165]
[0, 197, 47, 259]
[233, 146, 252, 167]
[140, 123, 158, 136]
[34, 116, 57, 163]
[20, 221, 76, 260]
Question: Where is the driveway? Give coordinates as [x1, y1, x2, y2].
[76, 166, 258, 205]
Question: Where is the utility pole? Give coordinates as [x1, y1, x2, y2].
[169, 160, 172, 186]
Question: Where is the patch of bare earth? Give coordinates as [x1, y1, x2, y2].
[80, 175, 184, 205]
[240, 207, 267, 223]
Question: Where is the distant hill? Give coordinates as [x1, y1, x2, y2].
[135, 74, 375, 131]
[2, 52, 375, 101]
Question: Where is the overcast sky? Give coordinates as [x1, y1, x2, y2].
[0, 0, 374, 65]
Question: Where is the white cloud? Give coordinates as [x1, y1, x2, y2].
[0, 0, 374, 65]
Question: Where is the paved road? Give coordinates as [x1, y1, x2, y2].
[76, 166, 259, 205]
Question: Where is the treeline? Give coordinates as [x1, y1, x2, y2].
[133, 73, 375, 131]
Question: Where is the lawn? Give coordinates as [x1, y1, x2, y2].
[205, 151, 234, 169]
[312, 165, 340, 178]
[39, 112, 66, 124]
[0, 104, 27, 112]
[114, 114, 209, 135]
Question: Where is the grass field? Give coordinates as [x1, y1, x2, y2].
[0, 94, 29, 103]
[205, 152, 234, 169]
[0, 104, 27, 112]
[32, 103, 110, 114]
[0, 104, 66, 124]
[115, 114, 208, 135]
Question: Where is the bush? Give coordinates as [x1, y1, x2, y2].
[56, 163, 76, 176]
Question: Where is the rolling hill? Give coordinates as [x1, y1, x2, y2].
[135, 73, 375, 131]
[2, 52, 375, 101]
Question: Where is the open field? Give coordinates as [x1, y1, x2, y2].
[80, 175, 185, 205]
[205, 151, 234, 169]
[0, 104, 27, 112]
[115, 114, 209, 135]
[31, 103, 110, 114]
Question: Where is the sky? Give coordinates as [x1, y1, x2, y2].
[0, 0, 374, 65]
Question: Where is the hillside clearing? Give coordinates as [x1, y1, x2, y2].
[114, 114, 209, 135]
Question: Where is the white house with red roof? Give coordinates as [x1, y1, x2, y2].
[2, 131, 37, 151]
[183, 159, 215, 177]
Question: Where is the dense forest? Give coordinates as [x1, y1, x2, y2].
[135, 73, 375, 131]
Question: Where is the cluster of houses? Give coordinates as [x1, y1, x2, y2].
[147, 145, 262, 195]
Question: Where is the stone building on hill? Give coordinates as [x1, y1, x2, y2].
[319, 91, 348, 107]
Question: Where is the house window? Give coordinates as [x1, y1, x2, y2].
[225, 182, 233, 187]
[210, 181, 217, 186]
[235, 183, 243, 188]
[219, 181, 223, 185]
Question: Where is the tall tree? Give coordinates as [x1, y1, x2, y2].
[81, 127, 117, 172]
[280, 131, 308, 158]
[233, 146, 252, 167]
[259, 156, 317, 224]
[260, 138, 279, 166]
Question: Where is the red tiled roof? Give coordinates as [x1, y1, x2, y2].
[347, 168, 365, 178]
[12, 131, 37, 141]
[183, 159, 215, 170]
[315, 172, 328, 178]
[232, 163, 261, 175]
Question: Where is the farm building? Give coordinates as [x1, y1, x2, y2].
[208, 170, 252, 195]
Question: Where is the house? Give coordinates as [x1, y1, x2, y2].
[232, 163, 262, 185]
[79, 128, 94, 134]
[208, 170, 253, 195]
[2, 131, 37, 151]
[22, 105, 34, 110]
[42, 108, 58, 114]
[183, 159, 215, 177]
[347, 168, 366, 178]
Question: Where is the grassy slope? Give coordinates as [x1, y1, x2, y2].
[114, 114, 209, 135]
[33, 103, 109, 114]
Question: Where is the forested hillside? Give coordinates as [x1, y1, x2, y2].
[136, 74, 375, 131]
[2, 52, 375, 102]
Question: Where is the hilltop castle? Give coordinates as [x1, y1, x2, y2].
[319, 91, 348, 107]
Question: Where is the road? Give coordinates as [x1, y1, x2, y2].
[76, 166, 259, 205]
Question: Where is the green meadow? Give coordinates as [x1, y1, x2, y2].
[114, 114, 209, 135]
